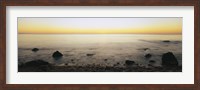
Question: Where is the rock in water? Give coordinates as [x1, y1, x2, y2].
[19, 60, 52, 72]
[163, 40, 170, 43]
[145, 54, 152, 59]
[143, 48, 149, 51]
[125, 60, 135, 66]
[86, 54, 94, 56]
[24, 60, 49, 67]
[149, 60, 156, 63]
[162, 52, 178, 67]
[32, 48, 39, 52]
[104, 59, 108, 61]
[52, 51, 63, 58]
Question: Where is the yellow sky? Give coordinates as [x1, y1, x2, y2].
[18, 18, 182, 34]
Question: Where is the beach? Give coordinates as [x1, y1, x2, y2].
[18, 34, 182, 72]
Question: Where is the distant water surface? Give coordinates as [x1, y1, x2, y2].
[18, 34, 182, 67]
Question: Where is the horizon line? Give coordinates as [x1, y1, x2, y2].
[18, 33, 182, 35]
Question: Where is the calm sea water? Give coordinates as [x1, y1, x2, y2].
[18, 34, 182, 67]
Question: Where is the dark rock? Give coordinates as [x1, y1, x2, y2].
[148, 64, 153, 66]
[39, 65, 51, 71]
[162, 52, 178, 67]
[149, 60, 156, 63]
[163, 40, 170, 42]
[143, 48, 149, 51]
[87, 54, 94, 56]
[24, 60, 49, 67]
[125, 60, 135, 66]
[104, 59, 108, 61]
[137, 48, 150, 51]
[145, 54, 152, 58]
[113, 64, 117, 67]
[52, 51, 63, 58]
[32, 48, 39, 52]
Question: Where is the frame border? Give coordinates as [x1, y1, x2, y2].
[0, 0, 199, 90]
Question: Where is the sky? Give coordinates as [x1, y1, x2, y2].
[18, 18, 182, 34]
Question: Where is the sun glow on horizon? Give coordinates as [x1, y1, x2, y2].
[18, 18, 182, 34]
